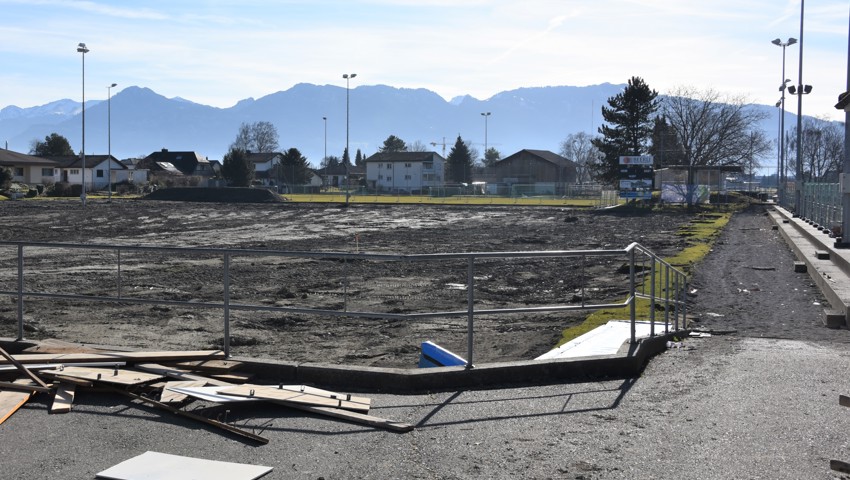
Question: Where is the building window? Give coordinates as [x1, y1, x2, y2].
[13, 167, 24, 176]
[378, 174, 384, 180]
[41, 168, 54, 176]
[378, 164, 383, 169]
[70, 169, 80, 175]
[96, 170, 104, 178]
[404, 175, 412, 180]
[405, 163, 412, 168]
[386, 176, 392, 182]
[423, 162, 432, 169]
[386, 163, 392, 169]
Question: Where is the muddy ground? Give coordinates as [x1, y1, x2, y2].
[0, 199, 704, 367]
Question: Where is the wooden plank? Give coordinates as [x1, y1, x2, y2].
[50, 382, 76, 414]
[831, 459, 850, 474]
[286, 404, 414, 433]
[39, 366, 163, 387]
[0, 361, 127, 373]
[210, 371, 255, 383]
[839, 394, 850, 408]
[160, 380, 207, 404]
[0, 344, 51, 389]
[170, 387, 409, 432]
[217, 384, 369, 413]
[0, 350, 225, 365]
[0, 380, 52, 393]
[0, 379, 36, 424]
[133, 363, 233, 387]
[107, 388, 268, 445]
[52, 375, 94, 388]
[165, 359, 243, 373]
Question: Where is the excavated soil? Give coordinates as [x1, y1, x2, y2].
[0, 198, 701, 367]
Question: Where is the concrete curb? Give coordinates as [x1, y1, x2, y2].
[232, 332, 679, 393]
[768, 206, 850, 326]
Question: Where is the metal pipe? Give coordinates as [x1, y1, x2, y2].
[466, 257, 475, 368]
[223, 253, 231, 357]
[17, 245, 23, 341]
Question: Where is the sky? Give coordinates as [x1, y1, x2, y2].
[0, 0, 848, 123]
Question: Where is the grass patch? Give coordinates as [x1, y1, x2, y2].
[284, 193, 615, 208]
[553, 201, 746, 347]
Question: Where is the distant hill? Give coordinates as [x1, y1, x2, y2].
[0, 83, 802, 168]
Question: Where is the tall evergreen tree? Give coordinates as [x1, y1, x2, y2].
[276, 147, 311, 185]
[30, 133, 75, 156]
[341, 147, 351, 166]
[591, 76, 659, 183]
[355, 149, 364, 166]
[446, 135, 473, 183]
[221, 148, 254, 187]
[379, 135, 407, 152]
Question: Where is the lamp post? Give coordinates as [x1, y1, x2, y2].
[107, 82, 116, 201]
[77, 42, 89, 206]
[342, 73, 356, 205]
[772, 37, 797, 207]
[792, 1, 807, 215]
[481, 112, 491, 159]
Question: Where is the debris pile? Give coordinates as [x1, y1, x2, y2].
[0, 341, 413, 444]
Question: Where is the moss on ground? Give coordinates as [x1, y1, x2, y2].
[553, 199, 749, 347]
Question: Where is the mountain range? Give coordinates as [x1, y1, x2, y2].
[0, 83, 791, 167]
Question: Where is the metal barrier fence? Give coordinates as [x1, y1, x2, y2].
[800, 182, 842, 231]
[0, 241, 688, 366]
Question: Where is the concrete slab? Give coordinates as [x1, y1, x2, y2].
[768, 207, 850, 327]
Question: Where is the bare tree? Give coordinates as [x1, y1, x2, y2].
[230, 121, 280, 153]
[252, 121, 280, 153]
[788, 117, 845, 182]
[662, 87, 771, 169]
[408, 140, 429, 152]
[661, 86, 771, 203]
[559, 132, 602, 184]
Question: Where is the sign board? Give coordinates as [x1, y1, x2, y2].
[618, 155, 653, 199]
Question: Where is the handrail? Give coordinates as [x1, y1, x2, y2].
[0, 240, 689, 366]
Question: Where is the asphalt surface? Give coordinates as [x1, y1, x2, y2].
[3, 205, 850, 479]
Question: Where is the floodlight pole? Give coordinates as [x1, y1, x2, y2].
[343, 73, 356, 206]
[107, 83, 116, 200]
[77, 42, 89, 206]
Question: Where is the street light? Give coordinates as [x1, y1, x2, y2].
[342, 73, 356, 205]
[77, 42, 89, 206]
[107, 82, 117, 201]
[481, 112, 491, 161]
[792, 0, 807, 215]
[771, 37, 796, 206]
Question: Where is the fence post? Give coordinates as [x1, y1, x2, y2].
[629, 247, 636, 343]
[664, 264, 670, 333]
[650, 256, 656, 336]
[17, 245, 24, 341]
[466, 256, 475, 368]
[223, 252, 231, 357]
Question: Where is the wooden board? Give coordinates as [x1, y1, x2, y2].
[96, 451, 273, 480]
[175, 387, 409, 432]
[831, 459, 850, 474]
[50, 382, 76, 414]
[210, 371, 255, 383]
[160, 380, 207, 403]
[0, 350, 225, 365]
[0, 362, 127, 373]
[839, 394, 850, 408]
[165, 359, 242, 373]
[289, 403, 415, 433]
[217, 384, 370, 413]
[0, 379, 36, 424]
[39, 366, 163, 386]
[134, 363, 233, 387]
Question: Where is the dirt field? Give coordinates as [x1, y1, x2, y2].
[0, 198, 702, 367]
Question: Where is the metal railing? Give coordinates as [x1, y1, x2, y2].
[0, 241, 688, 366]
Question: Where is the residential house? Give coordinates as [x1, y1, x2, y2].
[0, 149, 62, 186]
[363, 151, 445, 193]
[317, 163, 366, 191]
[246, 151, 283, 186]
[138, 149, 214, 180]
[45, 155, 127, 191]
[492, 149, 578, 196]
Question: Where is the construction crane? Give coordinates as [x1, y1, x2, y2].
[429, 137, 496, 157]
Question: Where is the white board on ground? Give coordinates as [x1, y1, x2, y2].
[96, 451, 272, 480]
[535, 320, 672, 360]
